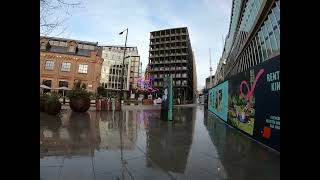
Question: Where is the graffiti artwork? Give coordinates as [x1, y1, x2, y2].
[208, 81, 228, 122]
[137, 76, 159, 93]
[228, 68, 264, 135]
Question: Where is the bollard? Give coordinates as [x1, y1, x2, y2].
[96, 99, 101, 111]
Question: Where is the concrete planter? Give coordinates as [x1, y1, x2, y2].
[143, 99, 154, 105]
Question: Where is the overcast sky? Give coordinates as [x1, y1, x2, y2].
[51, 0, 232, 90]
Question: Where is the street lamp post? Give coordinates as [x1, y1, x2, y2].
[119, 28, 128, 110]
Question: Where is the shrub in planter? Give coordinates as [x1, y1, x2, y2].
[67, 87, 92, 112]
[40, 94, 49, 112]
[45, 95, 62, 115]
[97, 86, 107, 97]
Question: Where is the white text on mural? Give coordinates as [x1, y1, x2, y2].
[266, 116, 280, 130]
[267, 71, 280, 92]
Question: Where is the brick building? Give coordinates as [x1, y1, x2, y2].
[40, 36, 104, 92]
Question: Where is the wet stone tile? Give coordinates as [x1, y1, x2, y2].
[60, 157, 94, 180]
[40, 166, 60, 180]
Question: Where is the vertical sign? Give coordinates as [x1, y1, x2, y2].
[161, 75, 173, 121]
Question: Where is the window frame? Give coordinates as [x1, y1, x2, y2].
[78, 64, 88, 74]
[45, 60, 55, 70]
[61, 62, 71, 72]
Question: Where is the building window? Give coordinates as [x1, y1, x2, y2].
[78, 64, 88, 74]
[42, 79, 52, 93]
[58, 81, 69, 95]
[69, 46, 75, 52]
[61, 62, 71, 72]
[41, 42, 46, 50]
[59, 41, 67, 47]
[45, 60, 54, 70]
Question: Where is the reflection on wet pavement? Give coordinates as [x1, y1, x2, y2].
[40, 106, 280, 180]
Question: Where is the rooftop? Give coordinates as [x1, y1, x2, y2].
[40, 36, 98, 46]
[150, 27, 188, 33]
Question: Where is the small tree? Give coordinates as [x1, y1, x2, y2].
[81, 83, 86, 89]
[40, 0, 82, 36]
[97, 86, 107, 97]
[74, 81, 81, 89]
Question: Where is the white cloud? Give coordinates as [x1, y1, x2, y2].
[54, 0, 232, 90]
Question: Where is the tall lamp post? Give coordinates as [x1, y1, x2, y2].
[119, 28, 128, 110]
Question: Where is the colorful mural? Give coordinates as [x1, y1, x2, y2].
[208, 81, 228, 122]
[252, 57, 280, 151]
[228, 68, 264, 135]
[207, 55, 280, 151]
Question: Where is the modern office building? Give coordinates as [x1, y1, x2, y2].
[147, 27, 197, 104]
[215, 0, 280, 82]
[99, 45, 141, 98]
[40, 36, 104, 92]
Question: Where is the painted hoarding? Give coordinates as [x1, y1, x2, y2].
[207, 55, 280, 151]
[208, 81, 229, 122]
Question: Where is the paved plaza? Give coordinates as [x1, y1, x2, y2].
[40, 105, 280, 180]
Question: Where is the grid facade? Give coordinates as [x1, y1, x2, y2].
[217, 0, 280, 82]
[148, 27, 196, 104]
[100, 46, 140, 92]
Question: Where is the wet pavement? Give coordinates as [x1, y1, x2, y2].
[40, 105, 280, 180]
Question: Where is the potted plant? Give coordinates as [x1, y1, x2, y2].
[45, 95, 62, 115]
[40, 94, 49, 112]
[67, 83, 92, 112]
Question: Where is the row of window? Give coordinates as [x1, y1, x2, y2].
[154, 80, 188, 86]
[228, 0, 264, 63]
[150, 52, 188, 58]
[151, 48, 188, 54]
[150, 37, 187, 45]
[42, 79, 91, 93]
[44, 60, 88, 74]
[230, 1, 280, 76]
[103, 82, 128, 90]
[103, 53, 137, 59]
[150, 55, 188, 61]
[151, 29, 187, 37]
[153, 73, 188, 78]
[108, 76, 127, 82]
[151, 60, 188, 64]
[104, 46, 137, 52]
[151, 35, 188, 42]
[151, 42, 187, 49]
[224, 0, 242, 55]
[152, 66, 188, 71]
[48, 41, 95, 50]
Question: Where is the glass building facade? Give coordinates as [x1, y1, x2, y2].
[220, 0, 280, 79]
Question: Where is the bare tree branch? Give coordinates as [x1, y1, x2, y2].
[40, 0, 82, 36]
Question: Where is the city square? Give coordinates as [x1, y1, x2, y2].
[40, 0, 280, 179]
